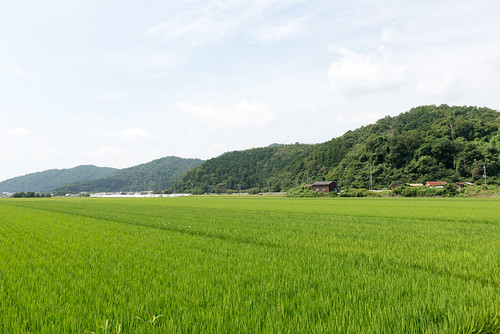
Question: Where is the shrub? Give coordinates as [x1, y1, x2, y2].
[286, 187, 323, 197]
[247, 188, 260, 195]
[393, 185, 443, 197]
[443, 183, 458, 197]
[338, 189, 368, 197]
[191, 188, 205, 195]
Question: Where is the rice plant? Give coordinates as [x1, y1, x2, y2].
[0, 197, 499, 332]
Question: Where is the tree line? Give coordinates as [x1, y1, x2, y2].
[11, 192, 52, 198]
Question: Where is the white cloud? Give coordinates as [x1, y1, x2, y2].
[206, 142, 228, 158]
[179, 100, 275, 131]
[327, 44, 477, 104]
[118, 128, 154, 140]
[328, 46, 407, 98]
[414, 72, 460, 99]
[251, 16, 307, 43]
[80, 145, 167, 170]
[106, 47, 187, 77]
[4, 127, 32, 138]
[147, 0, 312, 47]
[94, 93, 125, 102]
[0, 128, 61, 171]
[0, 129, 32, 164]
[83, 146, 133, 160]
[103, 1, 321, 77]
[0, 64, 23, 76]
[148, 11, 235, 47]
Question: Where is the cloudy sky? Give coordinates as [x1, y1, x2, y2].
[1, 0, 499, 181]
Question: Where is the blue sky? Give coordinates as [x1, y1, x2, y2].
[1, 0, 499, 181]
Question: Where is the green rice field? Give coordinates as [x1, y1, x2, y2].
[0, 197, 499, 333]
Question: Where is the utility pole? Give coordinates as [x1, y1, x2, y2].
[483, 165, 487, 186]
[369, 163, 373, 191]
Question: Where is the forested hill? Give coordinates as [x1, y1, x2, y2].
[172, 105, 500, 192]
[309, 105, 499, 189]
[53, 156, 204, 194]
[0, 165, 118, 193]
[172, 144, 314, 193]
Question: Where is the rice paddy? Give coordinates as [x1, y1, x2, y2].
[0, 197, 499, 333]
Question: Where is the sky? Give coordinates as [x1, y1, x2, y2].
[1, 0, 500, 181]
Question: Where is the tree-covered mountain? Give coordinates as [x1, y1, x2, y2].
[0, 165, 118, 193]
[172, 144, 313, 193]
[54, 156, 204, 194]
[172, 105, 500, 192]
[318, 105, 499, 189]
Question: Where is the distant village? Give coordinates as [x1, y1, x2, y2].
[304, 180, 475, 193]
[1, 180, 481, 198]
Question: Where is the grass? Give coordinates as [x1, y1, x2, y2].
[0, 197, 499, 333]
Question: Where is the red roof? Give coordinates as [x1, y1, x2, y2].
[425, 181, 447, 186]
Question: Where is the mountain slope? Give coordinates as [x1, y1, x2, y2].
[172, 105, 500, 192]
[318, 105, 500, 188]
[0, 165, 118, 193]
[172, 144, 313, 193]
[54, 156, 204, 193]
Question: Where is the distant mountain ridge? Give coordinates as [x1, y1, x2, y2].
[0, 165, 118, 193]
[53, 156, 204, 194]
[0, 157, 204, 194]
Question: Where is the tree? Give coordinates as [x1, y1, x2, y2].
[443, 183, 458, 197]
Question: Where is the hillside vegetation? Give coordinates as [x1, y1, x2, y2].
[317, 105, 500, 189]
[54, 156, 203, 194]
[172, 105, 500, 192]
[172, 144, 313, 193]
[0, 165, 118, 193]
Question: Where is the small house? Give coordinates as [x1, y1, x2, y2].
[409, 183, 424, 187]
[312, 181, 337, 193]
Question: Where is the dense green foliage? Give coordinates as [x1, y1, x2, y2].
[0, 165, 117, 193]
[461, 185, 500, 197]
[11, 191, 51, 198]
[286, 186, 336, 197]
[172, 144, 312, 193]
[53, 156, 203, 194]
[174, 105, 500, 192]
[0, 197, 499, 332]
[320, 105, 500, 189]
